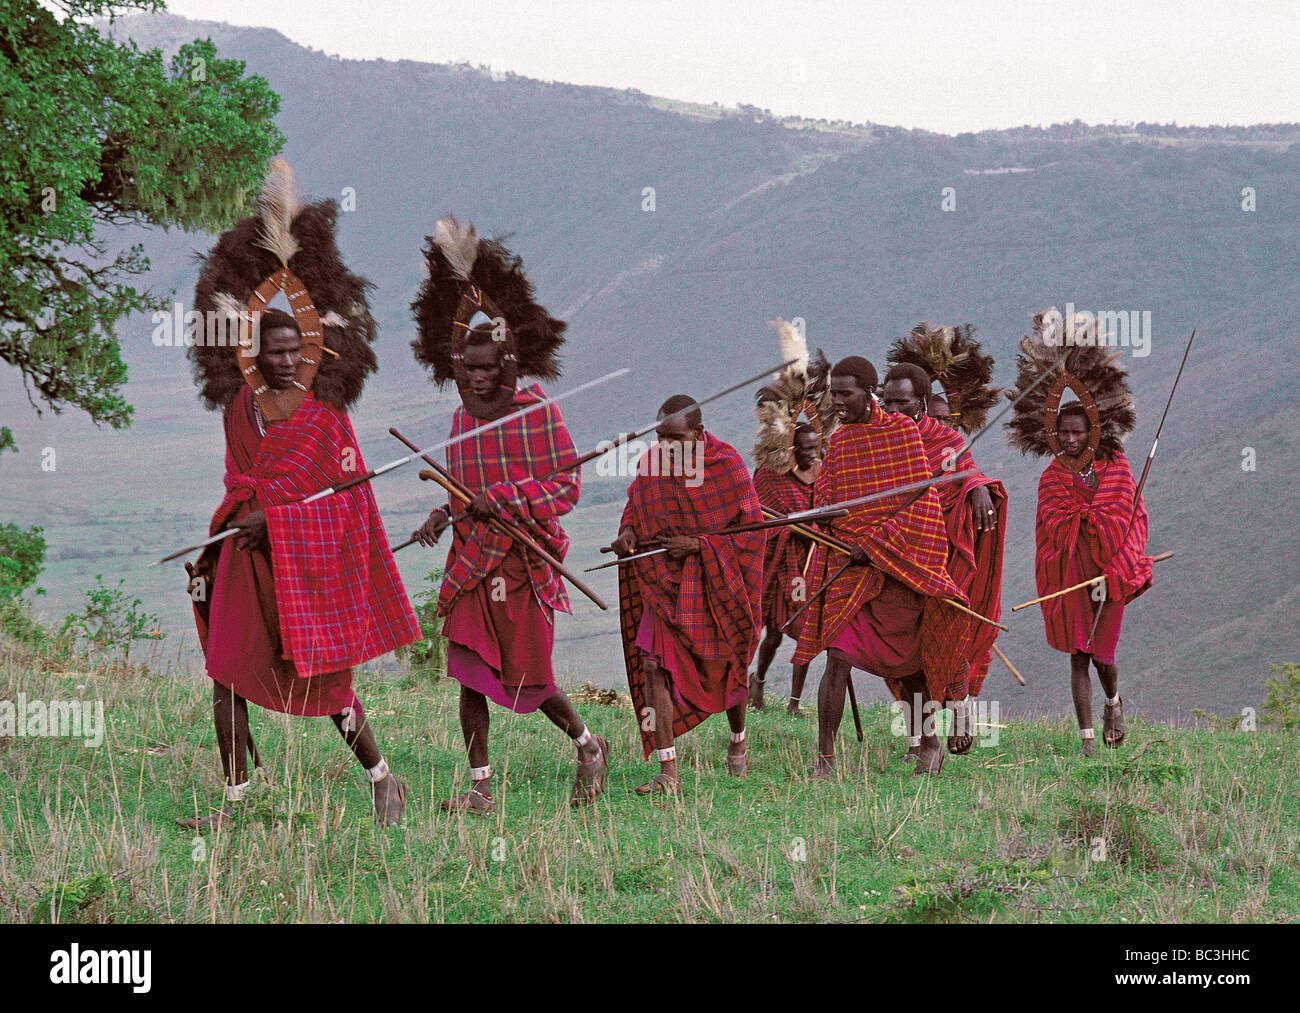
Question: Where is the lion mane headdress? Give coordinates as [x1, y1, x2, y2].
[1004, 307, 1137, 472]
[410, 216, 565, 417]
[753, 317, 838, 473]
[886, 322, 999, 434]
[190, 158, 379, 418]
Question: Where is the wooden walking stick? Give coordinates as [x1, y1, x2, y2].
[388, 427, 610, 611]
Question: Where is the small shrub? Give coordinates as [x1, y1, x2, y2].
[58, 575, 165, 661]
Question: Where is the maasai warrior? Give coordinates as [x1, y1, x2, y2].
[409, 217, 608, 813]
[752, 423, 821, 713]
[881, 326, 1009, 748]
[1006, 309, 1153, 756]
[179, 161, 420, 829]
[792, 356, 974, 776]
[748, 319, 837, 714]
[928, 394, 955, 428]
[610, 396, 764, 796]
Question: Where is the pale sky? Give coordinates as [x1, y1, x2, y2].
[157, 0, 1299, 133]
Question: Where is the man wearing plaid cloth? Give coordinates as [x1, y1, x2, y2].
[179, 310, 421, 830]
[792, 357, 974, 777]
[412, 332, 609, 813]
[878, 363, 1007, 756]
[750, 423, 821, 714]
[609, 395, 765, 796]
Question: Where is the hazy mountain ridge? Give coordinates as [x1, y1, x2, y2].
[3, 13, 1296, 719]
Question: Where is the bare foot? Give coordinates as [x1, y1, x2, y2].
[372, 775, 407, 826]
[724, 741, 748, 777]
[634, 771, 682, 795]
[571, 736, 609, 805]
[913, 738, 945, 775]
[175, 807, 237, 831]
[811, 755, 834, 780]
[440, 782, 493, 814]
[1081, 737, 1097, 758]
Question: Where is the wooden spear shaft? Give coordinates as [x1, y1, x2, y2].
[1010, 550, 1175, 612]
[992, 644, 1026, 686]
[389, 427, 609, 611]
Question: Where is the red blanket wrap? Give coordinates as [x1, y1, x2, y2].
[618, 433, 764, 758]
[1035, 455, 1153, 664]
[916, 415, 1006, 696]
[752, 465, 816, 635]
[198, 387, 420, 712]
[792, 404, 972, 703]
[436, 384, 579, 710]
[437, 383, 579, 617]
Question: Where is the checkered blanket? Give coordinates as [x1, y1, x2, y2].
[618, 433, 763, 753]
[210, 387, 420, 678]
[1035, 455, 1153, 650]
[916, 415, 1007, 686]
[437, 383, 580, 616]
[752, 464, 815, 628]
[792, 404, 968, 693]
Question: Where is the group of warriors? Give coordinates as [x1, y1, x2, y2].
[174, 161, 1158, 828]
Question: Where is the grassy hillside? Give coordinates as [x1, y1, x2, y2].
[2, 635, 1295, 924]
[1, 12, 1297, 722]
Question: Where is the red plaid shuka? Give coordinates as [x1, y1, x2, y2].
[207, 387, 420, 678]
[916, 414, 1007, 696]
[752, 465, 816, 632]
[437, 383, 580, 617]
[792, 403, 971, 701]
[619, 432, 764, 757]
[1035, 455, 1153, 655]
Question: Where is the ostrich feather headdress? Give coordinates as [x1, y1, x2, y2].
[886, 322, 999, 433]
[411, 215, 565, 417]
[753, 317, 837, 472]
[190, 158, 378, 418]
[1004, 307, 1137, 471]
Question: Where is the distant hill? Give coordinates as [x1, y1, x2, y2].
[2, 12, 1297, 720]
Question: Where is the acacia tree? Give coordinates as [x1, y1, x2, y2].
[0, 0, 284, 448]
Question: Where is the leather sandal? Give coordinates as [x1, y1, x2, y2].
[1103, 697, 1126, 747]
[633, 772, 682, 796]
[440, 786, 494, 814]
[571, 735, 610, 806]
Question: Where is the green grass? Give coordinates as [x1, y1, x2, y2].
[1, 638, 1296, 924]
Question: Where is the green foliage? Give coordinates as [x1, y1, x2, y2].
[31, 872, 113, 924]
[0, 0, 284, 429]
[0, 522, 48, 646]
[0, 521, 45, 598]
[893, 859, 1051, 922]
[57, 574, 164, 660]
[397, 566, 446, 677]
[1260, 663, 1300, 731]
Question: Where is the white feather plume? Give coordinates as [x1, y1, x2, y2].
[433, 215, 479, 280]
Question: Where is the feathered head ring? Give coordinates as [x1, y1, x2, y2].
[411, 216, 565, 418]
[1004, 307, 1137, 472]
[753, 317, 838, 472]
[190, 158, 378, 418]
[886, 322, 999, 433]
